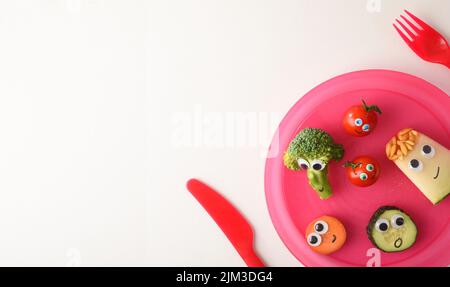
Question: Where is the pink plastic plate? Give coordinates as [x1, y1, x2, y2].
[265, 70, 450, 267]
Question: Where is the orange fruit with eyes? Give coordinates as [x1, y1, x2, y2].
[305, 216, 347, 255]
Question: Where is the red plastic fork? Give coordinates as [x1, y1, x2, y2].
[393, 10, 450, 68]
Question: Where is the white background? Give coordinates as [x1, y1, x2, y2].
[0, 0, 448, 266]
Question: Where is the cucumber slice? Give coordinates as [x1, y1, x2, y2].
[367, 206, 417, 253]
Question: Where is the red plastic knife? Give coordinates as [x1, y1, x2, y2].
[186, 178, 265, 267]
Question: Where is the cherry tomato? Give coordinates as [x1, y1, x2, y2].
[344, 156, 380, 187]
[343, 100, 382, 137]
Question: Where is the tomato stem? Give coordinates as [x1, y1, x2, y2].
[362, 99, 382, 114]
[344, 161, 361, 171]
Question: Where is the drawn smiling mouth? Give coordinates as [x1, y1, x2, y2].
[331, 234, 337, 243]
[354, 129, 363, 134]
[433, 166, 440, 179]
[318, 187, 324, 192]
[394, 238, 403, 248]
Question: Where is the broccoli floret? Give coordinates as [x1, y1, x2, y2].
[283, 128, 344, 199]
[284, 128, 344, 170]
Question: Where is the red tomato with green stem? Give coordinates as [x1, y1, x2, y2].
[343, 99, 382, 137]
[344, 156, 380, 187]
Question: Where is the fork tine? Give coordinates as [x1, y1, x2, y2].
[404, 10, 431, 30]
[395, 19, 416, 39]
[393, 24, 413, 45]
[400, 15, 421, 33]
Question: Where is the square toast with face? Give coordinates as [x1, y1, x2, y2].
[386, 129, 450, 205]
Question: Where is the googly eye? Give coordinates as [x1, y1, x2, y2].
[314, 220, 328, 235]
[310, 159, 326, 171]
[421, 145, 435, 159]
[297, 158, 310, 170]
[307, 232, 322, 247]
[354, 118, 363, 126]
[375, 219, 389, 233]
[366, 164, 374, 172]
[408, 159, 423, 172]
[359, 172, 368, 181]
[362, 124, 370, 132]
[391, 214, 405, 229]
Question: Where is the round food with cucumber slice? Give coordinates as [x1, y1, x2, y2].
[367, 206, 418, 252]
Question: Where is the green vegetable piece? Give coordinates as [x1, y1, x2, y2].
[283, 128, 344, 199]
[306, 166, 332, 199]
[362, 99, 382, 114]
[367, 206, 418, 253]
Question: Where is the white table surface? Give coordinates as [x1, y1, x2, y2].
[0, 0, 448, 266]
